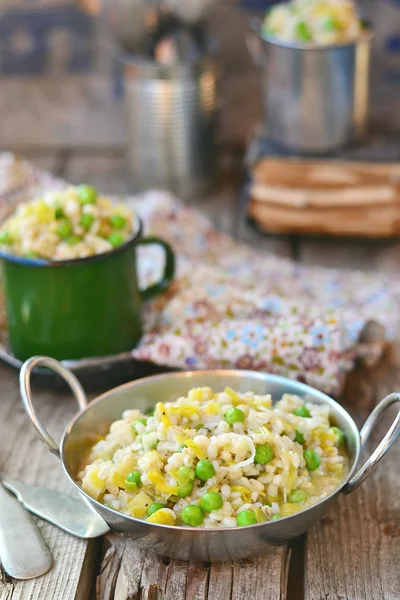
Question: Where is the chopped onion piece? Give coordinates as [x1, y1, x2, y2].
[220, 433, 256, 470]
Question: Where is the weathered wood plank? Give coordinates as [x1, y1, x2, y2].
[305, 356, 400, 600]
[0, 364, 99, 600]
[0, 76, 126, 150]
[231, 550, 290, 600]
[0, 70, 261, 153]
[206, 562, 233, 600]
[97, 535, 289, 600]
[185, 563, 209, 600]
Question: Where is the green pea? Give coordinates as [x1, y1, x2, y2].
[177, 466, 195, 484]
[133, 418, 147, 433]
[293, 405, 311, 418]
[200, 491, 223, 512]
[181, 505, 204, 527]
[195, 423, 204, 431]
[177, 481, 194, 498]
[55, 206, 65, 219]
[225, 407, 245, 425]
[0, 231, 13, 245]
[147, 503, 165, 517]
[109, 214, 127, 229]
[294, 430, 304, 444]
[1, 231, 14, 245]
[105, 503, 114, 510]
[323, 16, 337, 31]
[255, 444, 274, 465]
[108, 232, 126, 248]
[270, 514, 281, 521]
[77, 184, 97, 205]
[66, 235, 82, 246]
[304, 449, 321, 471]
[296, 21, 312, 42]
[80, 213, 95, 231]
[236, 510, 257, 526]
[288, 490, 308, 503]
[330, 426, 345, 447]
[126, 471, 141, 486]
[195, 459, 215, 482]
[57, 220, 73, 239]
[264, 26, 276, 37]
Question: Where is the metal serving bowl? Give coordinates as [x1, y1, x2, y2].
[21, 357, 400, 562]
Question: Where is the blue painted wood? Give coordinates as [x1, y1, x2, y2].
[0, 7, 94, 75]
[237, 0, 282, 11]
[386, 34, 400, 52]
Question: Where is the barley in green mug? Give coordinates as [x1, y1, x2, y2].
[0, 186, 175, 361]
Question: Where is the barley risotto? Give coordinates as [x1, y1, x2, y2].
[0, 185, 133, 261]
[263, 0, 364, 45]
[78, 386, 348, 528]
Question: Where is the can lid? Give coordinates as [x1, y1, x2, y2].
[115, 32, 218, 79]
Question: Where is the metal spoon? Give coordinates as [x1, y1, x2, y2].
[1, 473, 109, 539]
[0, 481, 52, 579]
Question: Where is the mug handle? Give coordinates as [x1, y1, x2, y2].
[245, 17, 263, 68]
[20, 356, 88, 459]
[136, 236, 175, 301]
[343, 392, 400, 494]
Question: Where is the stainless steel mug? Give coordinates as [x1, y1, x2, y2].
[247, 25, 374, 154]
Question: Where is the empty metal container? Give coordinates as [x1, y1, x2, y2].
[121, 56, 218, 197]
[248, 26, 374, 155]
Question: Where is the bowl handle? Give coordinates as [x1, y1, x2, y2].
[20, 356, 88, 459]
[343, 392, 400, 495]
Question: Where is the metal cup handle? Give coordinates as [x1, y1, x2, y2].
[245, 18, 263, 68]
[343, 392, 400, 494]
[20, 356, 88, 459]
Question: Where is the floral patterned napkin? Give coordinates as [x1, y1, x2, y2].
[129, 192, 399, 396]
[0, 154, 398, 396]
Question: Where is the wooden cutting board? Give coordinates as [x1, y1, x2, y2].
[249, 158, 400, 237]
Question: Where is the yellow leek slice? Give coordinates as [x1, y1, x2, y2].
[147, 508, 176, 525]
[184, 439, 207, 460]
[148, 471, 178, 495]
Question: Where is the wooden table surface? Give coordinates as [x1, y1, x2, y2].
[1, 150, 400, 600]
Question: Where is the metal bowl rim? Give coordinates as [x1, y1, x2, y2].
[259, 27, 374, 51]
[60, 369, 360, 532]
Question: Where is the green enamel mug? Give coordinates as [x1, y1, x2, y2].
[0, 217, 175, 361]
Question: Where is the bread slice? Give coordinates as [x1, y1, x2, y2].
[249, 158, 400, 237]
[249, 199, 400, 237]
